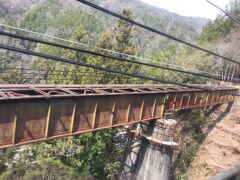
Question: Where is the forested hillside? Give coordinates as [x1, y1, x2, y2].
[0, 0, 208, 56]
[0, 0, 209, 84]
[1, 0, 239, 179]
[199, 0, 240, 79]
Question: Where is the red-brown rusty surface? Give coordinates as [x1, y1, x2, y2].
[0, 84, 237, 149]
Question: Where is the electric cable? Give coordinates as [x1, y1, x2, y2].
[1, 31, 239, 83]
[76, 0, 240, 65]
[207, 0, 240, 25]
[0, 23, 227, 78]
[0, 43, 215, 90]
[0, 67, 115, 75]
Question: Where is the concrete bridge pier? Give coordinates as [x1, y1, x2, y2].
[119, 119, 177, 180]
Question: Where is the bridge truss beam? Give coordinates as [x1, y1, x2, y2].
[0, 84, 237, 149]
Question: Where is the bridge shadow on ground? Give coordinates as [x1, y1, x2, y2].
[118, 102, 234, 180]
[205, 102, 233, 133]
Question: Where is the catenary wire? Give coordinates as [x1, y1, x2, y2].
[0, 23, 225, 78]
[76, 0, 240, 65]
[207, 0, 240, 25]
[0, 43, 217, 90]
[0, 67, 116, 75]
[0, 70, 115, 76]
[1, 31, 239, 83]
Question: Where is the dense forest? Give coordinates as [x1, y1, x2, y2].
[0, 0, 239, 179]
[0, 0, 211, 84]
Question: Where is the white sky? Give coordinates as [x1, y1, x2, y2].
[140, 0, 231, 19]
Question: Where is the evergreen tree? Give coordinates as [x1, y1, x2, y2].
[81, 9, 141, 84]
[0, 9, 138, 180]
[47, 9, 141, 84]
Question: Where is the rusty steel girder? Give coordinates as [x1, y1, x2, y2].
[0, 84, 237, 149]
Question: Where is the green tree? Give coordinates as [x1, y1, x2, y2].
[84, 9, 141, 84]
[0, 150, 7, 173]
[0, 9, 138, 180]
[36, 129, 122, 179]
[46, 25, 89, 84]
[47, 9, 141, 85]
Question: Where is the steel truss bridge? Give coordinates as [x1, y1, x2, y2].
[0, 84, 237, 149]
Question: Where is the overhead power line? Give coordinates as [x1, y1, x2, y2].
[1, 76, 70, 81]
[0, 67, 115, 75]
[0, 23, 228, 78]
[0, 70, 115, 82]
[0, 70, 114, 76]
[1, 31, 239, 83]
[0, 43, 213, 90]
[207, 0, 240, 25]
[76, 0, 240, 66]
[2, 78, 90, 82]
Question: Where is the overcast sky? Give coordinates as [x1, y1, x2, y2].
[140, 0, 231, 19]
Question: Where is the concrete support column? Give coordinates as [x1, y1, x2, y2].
[119, 119, 177, 180]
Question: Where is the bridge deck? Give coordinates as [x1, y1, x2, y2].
[0, 84, 237, 149]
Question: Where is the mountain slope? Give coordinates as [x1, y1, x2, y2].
[0, 0, 208, 56]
